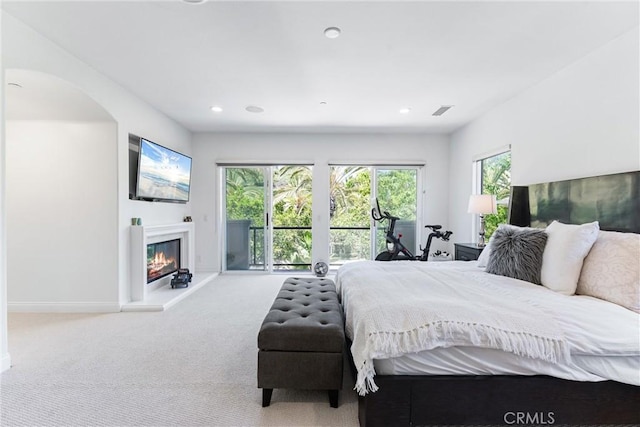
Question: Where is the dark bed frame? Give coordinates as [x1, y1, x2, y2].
[355, 171, 640, 427]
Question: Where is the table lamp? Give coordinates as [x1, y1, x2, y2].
[468, 194, 497, 247]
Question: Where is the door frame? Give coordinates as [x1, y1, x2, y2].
[371, 165, 422, 259]
[220, 166, 271, 273]
[220, 164, 314, 273]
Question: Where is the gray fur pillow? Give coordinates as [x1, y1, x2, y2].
[485, 226, 548, 284]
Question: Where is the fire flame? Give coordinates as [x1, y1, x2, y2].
[147, 250, 177, 282]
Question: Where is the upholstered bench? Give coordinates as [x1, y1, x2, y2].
[257, 277, 345, 408]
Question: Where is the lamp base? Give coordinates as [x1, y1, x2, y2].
[478, 215, 486, 247]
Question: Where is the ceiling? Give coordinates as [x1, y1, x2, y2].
[5, 70, 115, 122]
[2, 1, 638, 134]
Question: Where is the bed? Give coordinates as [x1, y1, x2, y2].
[335, 171, 640, 426]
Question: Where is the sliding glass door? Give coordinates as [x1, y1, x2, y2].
[329, 166, 418, 267]
[271, 166, 313, 271]
[223, 165, 313, 272]
[374, 168, 418, 256]
[329, 166, 371, 267]
[224, 164, 418, 271]
[224, 167, 267, 271]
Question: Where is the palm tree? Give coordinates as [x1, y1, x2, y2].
[482, 153, 511, 200]
[226, 167, 264, 197]
[225, 167, 265, 223]
[481, 152, 511, 237]
[271, 165, 369, 220]
[329, 166, 369, 220]
[272, 166, 313, 216]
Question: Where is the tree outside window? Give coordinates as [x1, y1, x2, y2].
[480, 151, 511, 238]
[225, 165, 419, 269]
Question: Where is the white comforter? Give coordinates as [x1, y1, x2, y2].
[335, 260, 640, 394]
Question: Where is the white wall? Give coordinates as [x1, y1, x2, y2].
[192, 133, 450, 272]
[1, 12, 193, 306]
[448, 26, 640, 242]
[6, 121, 119, 311]
[0, 61, 10, 371]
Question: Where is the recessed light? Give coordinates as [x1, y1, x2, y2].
[181, 0, 206, 4]
[319, 101, 328, 106]
[399, 107, 411, 114]
[324, 27, 341, 39]
[210, 106, 223, 113]
[246, 105, 264, 113]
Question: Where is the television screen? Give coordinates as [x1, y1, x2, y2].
[136, 138, 192, 202]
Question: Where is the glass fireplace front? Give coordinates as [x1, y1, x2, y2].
[147, 239, 180, 283]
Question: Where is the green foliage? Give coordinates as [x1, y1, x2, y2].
[225, 165, 419, 269]
[481, 152, 511, 238]
[376, 169, 417, 220]
[225, 168, 264, 225]
[484, 205, 508, 238]
[330, 166, 370, 226]
[272, 166, 313, 270]
[328, 166, 371, 263]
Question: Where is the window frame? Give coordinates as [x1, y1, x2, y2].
[472, 146, 511, 240]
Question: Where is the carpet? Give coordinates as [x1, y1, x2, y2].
[0, 274, 359, 426]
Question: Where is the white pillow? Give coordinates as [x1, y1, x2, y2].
[541, 220, 600, 295]
[476, 236, 493, 267]
[577, 230, 640, 313]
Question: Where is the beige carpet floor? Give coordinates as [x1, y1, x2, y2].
[0, 274, 359, 427]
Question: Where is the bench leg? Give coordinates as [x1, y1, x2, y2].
[329, 390, 339, 408]
[262, 388, 273, 407]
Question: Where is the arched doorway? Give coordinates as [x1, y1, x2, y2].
[4, 70, 119, 313]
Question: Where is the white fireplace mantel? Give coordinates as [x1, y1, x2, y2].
[129, 222, 196, 302]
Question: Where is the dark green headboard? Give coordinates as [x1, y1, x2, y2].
[508, 171, 640, 233]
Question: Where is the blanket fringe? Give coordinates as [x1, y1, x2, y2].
[355, 320, 571, 395]
[355, 360, 379, 396]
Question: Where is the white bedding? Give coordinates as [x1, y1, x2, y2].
[335, 260, 640, 393]
[374, 347, 640, 385]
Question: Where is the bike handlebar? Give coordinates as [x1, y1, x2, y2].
[372, 201, 452, 242]
[371, 199, 401, 222]
[384, 211, 399, 221]
[440, 230, 453, 241]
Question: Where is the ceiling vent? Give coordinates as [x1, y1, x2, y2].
[432, 105, 453, 116]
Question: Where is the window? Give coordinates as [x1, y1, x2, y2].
[329, 166, 371, 266]
[222, 165, 312, 272]
[222, 163, 421, 272]
[329, 166, 419, 267]
[475, 150, 511, 238]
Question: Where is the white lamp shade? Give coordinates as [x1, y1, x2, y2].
[468, 194, 498, 215]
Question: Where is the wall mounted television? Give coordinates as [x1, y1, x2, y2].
[135, 137, 192, 203]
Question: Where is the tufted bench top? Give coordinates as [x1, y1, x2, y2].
[258, 277, 344, 353]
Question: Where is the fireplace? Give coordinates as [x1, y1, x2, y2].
[130, 222, 195, 303]
[147, 239, 180, 283]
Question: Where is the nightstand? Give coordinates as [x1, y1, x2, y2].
[454, 243, 484, 261]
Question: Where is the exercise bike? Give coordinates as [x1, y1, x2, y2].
[371, 199, 452, 261]
[418, 224, 453, 261]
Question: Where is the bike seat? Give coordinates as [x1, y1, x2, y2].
[425, 224, 442, 230]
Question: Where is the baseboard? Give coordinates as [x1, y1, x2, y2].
[196, 266, 219, 273]
[8, 302, 121, 313]
[1, 352, 11, 372]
